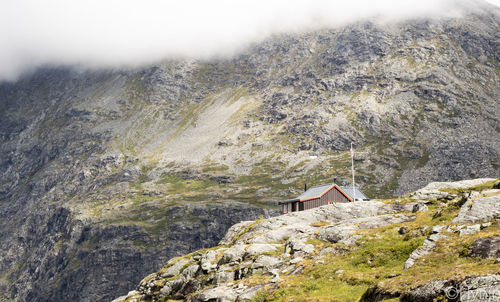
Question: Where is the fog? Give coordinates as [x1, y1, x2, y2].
[0, 0, 496, 81]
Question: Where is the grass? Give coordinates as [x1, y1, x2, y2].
[310, 221, 331, 227]
[252, 212, 427, 301]
[250, 193, 487, 301]
[380, 220, 500, 293]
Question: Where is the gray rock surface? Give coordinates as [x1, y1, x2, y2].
[452, 194, 500, 224]
[161, 259, 189, 278]
[221, 201, 387, 245]
[459, 274, 500, 302]
[469, 237, 500, 259]
[245, 244, 279, 257]
[318, 214, 416, 243]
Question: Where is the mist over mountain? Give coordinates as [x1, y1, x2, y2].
[0, 1, 499, 301]
[0, 0, 495, 81]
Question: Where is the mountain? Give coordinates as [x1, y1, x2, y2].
[0, 2, 499, 301]
[113, 178, 500, 301]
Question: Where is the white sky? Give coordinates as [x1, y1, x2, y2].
[0, 0, 497, 81]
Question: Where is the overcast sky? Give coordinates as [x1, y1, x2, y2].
[0, 0, 497, 81]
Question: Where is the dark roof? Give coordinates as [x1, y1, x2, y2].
[278, 198, 299, 205]
[339, 186, 369, 200]
[279, 183, 369, 204]
[296, 183, 334, 200]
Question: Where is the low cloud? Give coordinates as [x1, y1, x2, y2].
[0, 0, 493, 81]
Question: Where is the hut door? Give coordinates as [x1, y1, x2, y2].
[292, 202, 297, 212]
[299, 202, 304, 211]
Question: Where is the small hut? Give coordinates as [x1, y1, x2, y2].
[278, 183, 369, 214]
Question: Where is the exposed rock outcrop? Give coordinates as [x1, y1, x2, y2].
[115, 179, 500, 302]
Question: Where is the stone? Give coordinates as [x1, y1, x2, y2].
[401, 279, 452, 301]
[215, 265, 236, 284]
[459, 274, 500, 302]
[285, 238, 315, 254]
[411, 202, 429, 213]
[252, 255, 282, 271]
[410, 189, 449, 200]
[404, 233, 448, 269]
[219, 245, 246, 265]
[201, 250, 219, 272]
[193, 285, 237, 302]
[245, 244, 279, 257]
[341, 235, 362, 246]
[458, 224, 481, 236]
[182, 264, 200, 279]
[161, 259, 189, 278]
[494, 181, 500, 189]
[236, 285, 266, 301]
[431, 225, 446, 234]
[318, 225, 358, 243]
[468, 237, 500, 259]
[452, 194, 500, 224]
[319, 247, 334, 256]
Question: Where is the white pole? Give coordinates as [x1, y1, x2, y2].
[351, 142, 356, 201]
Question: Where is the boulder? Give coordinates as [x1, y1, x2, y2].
[251, 255, 282, 271]
[219, 245, 247, 265]
[215, 265, 236, 284]
[459, 274, 500, 302]
[412, 202, 429, 213]
[452, 194, 500, 224]
[245, 244, 279, 257]
[458, 224, 481, 236]
[193, 285, 238, 302]
[399, 274, 500, 302]
[469, 237, 500, 259]
[201, 250, 219, 272]
[318, 224, 357, 243]
[401, 279, 453, 301]
[318, 214, 416, 243]
[236, 285, 266, 301]
[182, 264, 200, 279]
[285, 238, 315, 255]
[161, 259, 189, 278]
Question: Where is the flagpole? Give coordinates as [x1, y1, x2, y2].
[351, 142, 356, 201]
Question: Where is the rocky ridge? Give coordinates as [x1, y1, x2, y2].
[0, 3, 499, 301]
[114, 178, 500, 302]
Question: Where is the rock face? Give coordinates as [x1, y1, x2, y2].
[452, 194, 500, 224]
[115, 179, 500, 302]
[1, 3, 499, 301]
[469, 237, 500, 259]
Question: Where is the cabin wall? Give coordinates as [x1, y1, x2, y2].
[321, 187, 350, 204]
[302, 187, 350, 210]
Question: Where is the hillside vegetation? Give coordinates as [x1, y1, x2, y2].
[114, 179, 500, 302]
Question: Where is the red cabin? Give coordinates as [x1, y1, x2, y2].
[278, 183, 368, 214]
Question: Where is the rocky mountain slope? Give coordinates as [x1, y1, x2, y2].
[114, 178, 500, 302]
[0, 2, 499, 301]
